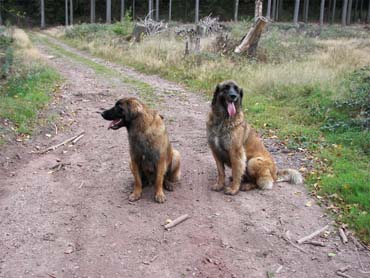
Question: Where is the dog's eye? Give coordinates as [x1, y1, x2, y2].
[224, 85, 230, 90]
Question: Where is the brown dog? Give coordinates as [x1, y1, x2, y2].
[207, 81, 302, 195]
[101, 97, 180, 203]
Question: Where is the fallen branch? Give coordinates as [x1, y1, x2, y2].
[304, 240, 326, 247]
[283, 231, 309, 254]
[297, 225, 329, 244]
[38, 131, 85, 154]
[339, 228, 348, 244]
[336, 271, 354, 278]
[72, 133, 85, 145]
[164, 214, 189, 230]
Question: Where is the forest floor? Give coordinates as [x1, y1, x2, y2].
[0, 34, 369, 278]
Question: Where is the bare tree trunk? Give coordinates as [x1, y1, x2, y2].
[278, 0, 283, 21]
[91, 0, 95, 23]
[272, 0, 277, 20]
[266, 0, 272, 18]
[65, 0, 69, 26]
[327, 0, 332, 21]
[367, 0, 370, 23]
[255, 0, 263, 21]
[0, 0, 2, 25]
[41, 0, 45, 28]
[155, 0, 159, 21]
[169, 0, 172, 21]
[303, 0, 309, 22]
[148, 0, 153, 19]
[234, 0, 240, 21]
[132, 0, 135, 19]
[70, 0, 73, 25]
[342, 0, 348, 26]
[293, 0, 300, 24]
[121, 0, 125, 21]
[106, 0, 111, 23]
[320, 0, 325, 25]
[347, 0, 352, 24]
[331, 0, 336, 23]
[195, 0, 199, 23]
[354, 0, 358, 22]
[359, 0, 364, 21]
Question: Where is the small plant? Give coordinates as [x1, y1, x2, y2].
[0, 33, 14, 79]
[112, 10, 134, 36]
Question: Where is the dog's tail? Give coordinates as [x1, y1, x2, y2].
[276, 168, 303, 185]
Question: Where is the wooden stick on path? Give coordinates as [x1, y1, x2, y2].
[297, 225, 329, 244]
[339, 228, 348, 243]
[164, 214, 189, 230]
[38, 131, 85, 154]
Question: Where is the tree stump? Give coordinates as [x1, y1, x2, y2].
[234, 16, 268, 56]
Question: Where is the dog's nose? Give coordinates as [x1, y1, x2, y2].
[229, 93, 238, 101]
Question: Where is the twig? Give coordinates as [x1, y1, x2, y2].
[78, 181, 84, 189]
[150, 255, 158, 262]
[338, 266, 350, 273]
[336, 271, 354, 278]
[304, 240, 326, 247]
[339, 228, 348, 244]
[53, 123, 58, 135]
[283, 231, 309, 254]
[47, 273, 57, 278]
[352, 237, 370, 274]
[72, 134, 84, 145]
[164, 214, 189, 230]
[297, 225, 329, 244]
[38, 131, 84, 154]
[275, 265, 283, 273]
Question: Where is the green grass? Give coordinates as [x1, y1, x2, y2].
[0, 29, 61, 135]
[52, 23, 370, 243]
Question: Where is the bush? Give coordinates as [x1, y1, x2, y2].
[111, 11, 134, 36]
[0, 32, 14, 79]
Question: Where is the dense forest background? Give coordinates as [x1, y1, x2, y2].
[1, 0, 370, 27]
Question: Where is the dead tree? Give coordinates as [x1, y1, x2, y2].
[169, 0, 172, 22]
[293, 0, 300, 24]
[255, 0, 263, 21]
[155, 0, 159, 21]
[342, 0, 348, 25]
[320, 0, 325, 25]
[106, 0, 111, 23]
[234, 17, 268, 57]
[148, 0, 153, 19]
[121, 0, 125, 21]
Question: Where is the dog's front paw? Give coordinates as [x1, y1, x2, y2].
[211, 183, 224, 191]
[129, 192, 141, 202]
[154, 192, 166, 203]
[164, 181, 174, 191]
[224, 187, 239, 195]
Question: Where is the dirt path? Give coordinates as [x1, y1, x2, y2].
[0, 34, 369, 278]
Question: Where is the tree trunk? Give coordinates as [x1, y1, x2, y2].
[331, 0, 336, 23]
[148, 0, 153, 19]
[91, 0, 95, 23]
[70, 0, 73, 25]
[347, 0, 352, 24]
[272, 0, 277, 20]
[169, 0, 172, 21]
[255, 0, 263, 21]
[320, 0, 325, 25]
[155, 0, 159, 21]
[342, 0, 348, 26]
[327, 0, 332, 22]
[359, 0, 363, 21]
[195, 0, 199, 23]
[303, 0, 309, 22]
[132, 0, 135, 19]
[121, 0, 125, 21]
[266, 0, 272, 18]
[0, 0, 3, 25]
[367, 0, 370, 23]
[65, 0, 69, 26]
[234, 17, 268, 56]
[293, 0, 300, 24]
[354, 0, 358, 21]
[106, 0, 111, 23]
[234, 0, 240, 21]
[276, 0, 280, 20]
[41, 0, 45, 28]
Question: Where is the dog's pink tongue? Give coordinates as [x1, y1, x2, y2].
[227, 102, 236, 117]
[108, 119, 120, 129]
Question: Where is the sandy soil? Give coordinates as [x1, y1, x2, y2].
[0, 35, 369, 278]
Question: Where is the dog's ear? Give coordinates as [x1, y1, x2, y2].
[239, 88, 244, 103]
[121, 101, 143, 122]
[212, 84, 221, 106]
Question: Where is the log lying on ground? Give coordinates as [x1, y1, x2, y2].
[164, 214, 190, 230]
[234, 16, 268, 56]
